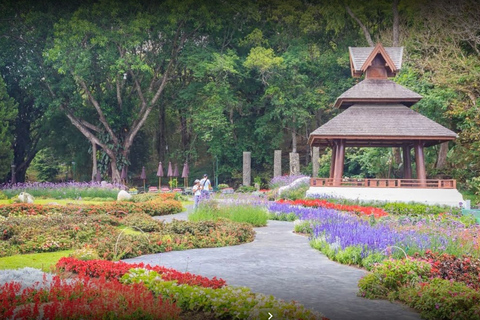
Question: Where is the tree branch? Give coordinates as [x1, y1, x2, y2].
[78, 79, 119, 145]
[345, 5, 374, 46]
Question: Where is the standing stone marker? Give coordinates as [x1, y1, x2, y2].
[243, 151, 251, 186]
[289, 152, 300, 175]
[312, 147, 320, 177]
[274, 150, 282, 178]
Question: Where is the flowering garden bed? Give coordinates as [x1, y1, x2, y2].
[269, 199, 480, 319]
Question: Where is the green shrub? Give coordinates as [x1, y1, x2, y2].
[267, 212, 297, 221]
[398, 278, 480, 320]
[357, 258, 432, 300]
[69, 245, 100, 261]
[218, 184, 229, 189]
[361, 252, 386, 271]
[336, 246, 363, 265]
[0, 191, 7, 200]
[121, 213, 162, 232]
[280, 185, 309, 200]
[293, 220, 313, 234]
[382, 202, 460, 216]
[236, 185, 257, 193]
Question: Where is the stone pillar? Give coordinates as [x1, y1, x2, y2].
[289, 152, 300, 175]
[243, 152, 251, 186]
[274, 150, 282, 178]
[414, 142, 427, 187]
[333, 140, 345, 186]
[312, 147, 320, 178]
[402, 146, 412, 179]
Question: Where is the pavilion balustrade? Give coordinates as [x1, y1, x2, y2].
[310, 177, 456, 189]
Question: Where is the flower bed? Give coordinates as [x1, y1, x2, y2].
[55, 257, 226, 288]
[268, 200, 480, 319]
[276, 199, 389, 218]
[0, 275, 181, 320]
[0, 198, 182, 218]
[1, 213, 255, 259]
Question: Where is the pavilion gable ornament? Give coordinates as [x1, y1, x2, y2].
[349, 43, 403, 78]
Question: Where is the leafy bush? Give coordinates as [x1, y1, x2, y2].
[414, 250, 480, 290]
[236, 185, 257, 193]
[267, 211, 298, 221]
[69, 246, 100, 261]
[218, 183, 229, 189]
[0, 191, 7, 200]
[398, 278, 480, 320]
[357, 258, 432, 300]
[121, 213, 162, 232]
[382, 202, 460, 216]
[280, 185, 309, 200]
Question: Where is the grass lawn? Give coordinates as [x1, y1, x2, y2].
[0, 250, 74, 271]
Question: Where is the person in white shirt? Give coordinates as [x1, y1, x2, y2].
[200, 174, 211, 199]
[192, 179, 202, 209]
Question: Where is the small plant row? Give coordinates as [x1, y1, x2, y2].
[0, 199, 182, 218]
[122, 268, 327, 320]
[276, 199, 389, 218]
[55, 257, 226, 288]
[0, 275, 181, 320]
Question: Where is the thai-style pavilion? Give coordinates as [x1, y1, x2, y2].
[307, 44, 463, 206]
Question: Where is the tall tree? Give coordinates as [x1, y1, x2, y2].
[44, 0, 218, 181]
[0, 1, 80, 183]
[0, 76, 17, 181]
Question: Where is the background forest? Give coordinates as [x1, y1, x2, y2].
[1, 0, 479, 194]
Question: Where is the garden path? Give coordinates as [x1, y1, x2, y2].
[124, 206, 421, 320]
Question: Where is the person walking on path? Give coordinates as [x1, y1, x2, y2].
[199, 174, 211, 199]
[192, 179, 202, 209]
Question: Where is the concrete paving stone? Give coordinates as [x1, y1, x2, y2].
[126, 208, 421, 320]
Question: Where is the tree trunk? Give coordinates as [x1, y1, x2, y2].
[435, 142, 449, 170]
[156, 102, 167, 161]
[291, 128, 297, 153]
[392, 0, 400, 46]
[91, 142, 97, 181]
[110, 157, 121, 183]
[393, 147, 402, 169]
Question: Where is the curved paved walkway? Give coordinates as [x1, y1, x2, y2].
[124, 209, 421, 320]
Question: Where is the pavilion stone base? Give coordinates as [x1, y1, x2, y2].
[306, 187, 464, 207]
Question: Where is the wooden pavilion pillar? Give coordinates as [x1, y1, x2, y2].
[402, 146, 412, 179]
[333, 139, 345, 186]
[414, 141, 427, 187]
[329, 143, 337, 180]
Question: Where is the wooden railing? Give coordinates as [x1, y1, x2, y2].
[310, 178, 456, 189]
